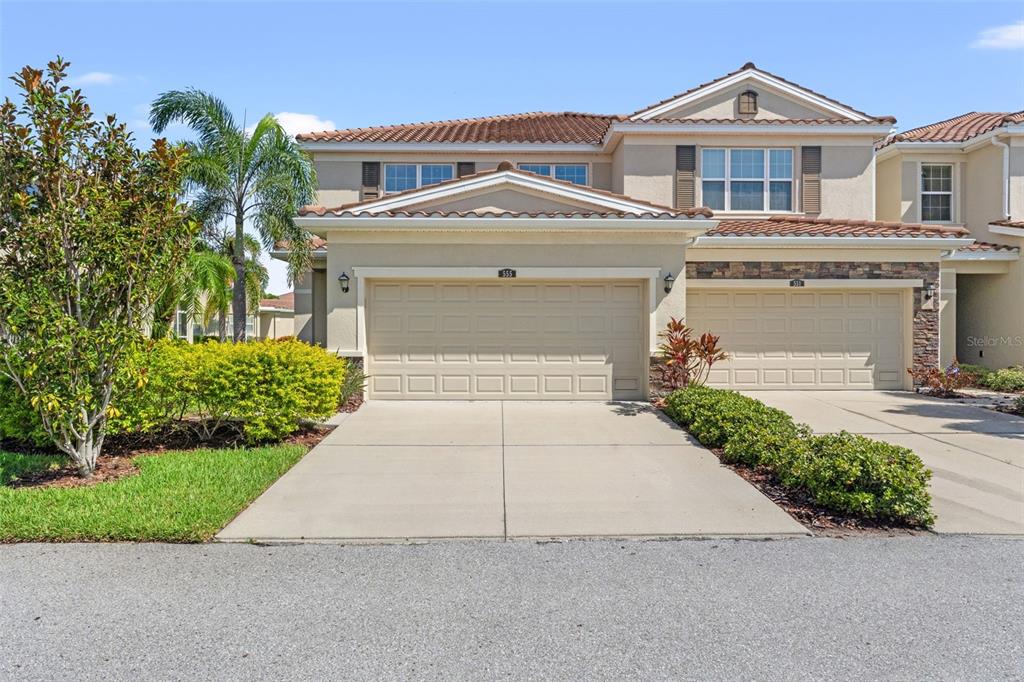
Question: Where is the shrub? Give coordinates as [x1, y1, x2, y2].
[799, 432, 934, 526]
[654, 318, 728, 391]
[1013, 395, 1024, 416]
[958, 363, 992, 384]
[662, 386, 935, 528]
[908, 360, 975, 398]
[981, 366, 1024, 393]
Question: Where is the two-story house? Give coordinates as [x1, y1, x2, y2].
[876, 112, 1023, 369]
[280, 63, 987, 401]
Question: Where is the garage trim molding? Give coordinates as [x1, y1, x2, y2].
[687, 278, 924, 289]
[352, 266, 662, 355]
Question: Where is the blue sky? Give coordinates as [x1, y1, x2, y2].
[2, 1, 1022, 293]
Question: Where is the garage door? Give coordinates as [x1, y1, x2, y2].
[366, 280, 646, 400]
[685, 288, 906, 389]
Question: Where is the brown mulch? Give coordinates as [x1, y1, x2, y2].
[2, 422, 336, 491]
[710, 447, 928, 538]
[339, 392, 364, 413]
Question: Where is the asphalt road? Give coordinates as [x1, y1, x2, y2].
[2, 537, 1022, 681]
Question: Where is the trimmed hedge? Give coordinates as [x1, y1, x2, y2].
[959, 364, 1024, 393]
[1, 339, 348, 447]
[663, 387, 935, 527]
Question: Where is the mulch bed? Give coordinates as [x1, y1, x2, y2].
[3, 422, 335, 491]
[709, 447, 928, 538]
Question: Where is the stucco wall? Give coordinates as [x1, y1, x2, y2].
[964, 142, 1005, 237]
[650, 84, 837, 121]
[258, 311, 295, 340]
[321, 231, 691, 354]
[956, 255, 1024, 369]
[1010, 138, 1024, 219]
[618, 135, 875, 218]
[875, 155, 902, 222]
[293, 269, 314, 343]
[412, 187, 609, 214]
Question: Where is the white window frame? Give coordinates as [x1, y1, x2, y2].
[383, 163, 456, 194]
[700, 147, 794, 213]
[517, 163, 590, 186]
[919, 162, 954, 223]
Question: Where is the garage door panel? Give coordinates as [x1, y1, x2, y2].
[687, 289, 905, 390]
[367, 280, 645, 400]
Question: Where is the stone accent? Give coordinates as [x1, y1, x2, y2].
[684, 261, 941, 375]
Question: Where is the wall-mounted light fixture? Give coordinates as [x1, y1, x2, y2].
[664, 272, 675, 294]
[922, 281, 937, 305]
[338, 272, 350, 293]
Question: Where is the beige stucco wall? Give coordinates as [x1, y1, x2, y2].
[258, 311, 295, 340]
[313, 269, 327, 348]
[882, 153, 967, 226]
[956, 254, 1024, 369]
[652, 83, 839, 121]
[1009, 138, 1024, 219]
[321, 230, 692, 354]
[964, 142, 1005, 238]
[411, 187, 610, 214]
[618, 134, 876, 218]
[293, 270, 314, 343]
[875, 155, 901, 222]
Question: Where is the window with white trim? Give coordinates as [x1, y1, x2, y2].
[700, 148, 793, 212]
[920, 163, 952, 222]
[383, 163, 454, 193]
[517, 163, 588, 185]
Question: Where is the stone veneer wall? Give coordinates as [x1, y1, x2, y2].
[683, 261, 941, 376]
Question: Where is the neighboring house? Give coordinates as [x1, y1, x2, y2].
[876, 112, 1024, 369]
[278, 62, 990, 400]
[257, 292, 296, 340]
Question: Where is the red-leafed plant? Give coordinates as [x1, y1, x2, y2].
[655, 317, 729, 390]
[907, 360, 977, 399]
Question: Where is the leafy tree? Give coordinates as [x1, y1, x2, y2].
[149, 90, 315, 341]
[0, 58, 196, 475]
[151, 238, 234, 340]
[203, 233, 268, 341]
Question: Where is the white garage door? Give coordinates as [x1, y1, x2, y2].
[366, 280, 647, 400]
[685, 288, 906, 390]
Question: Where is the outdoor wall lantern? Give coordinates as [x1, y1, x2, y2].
[664, 272, 675, 294]
[923, 281, 937, 304]
[338, 272, 350, 293]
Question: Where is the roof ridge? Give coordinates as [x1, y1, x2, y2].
[297, 111, 618, 140]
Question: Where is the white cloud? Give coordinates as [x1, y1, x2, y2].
[971, 21, 1024, 49]
[247, 112, 336, 137]
[70, 71, 118, 86]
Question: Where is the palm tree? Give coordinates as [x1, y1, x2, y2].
[149, 90, 316, 341]
[151, 238, 234, 340]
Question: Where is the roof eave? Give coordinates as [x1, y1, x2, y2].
[692, 235, 974, 249]
[295, 215, 716, 237]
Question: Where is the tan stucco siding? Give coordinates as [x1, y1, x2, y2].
[408, 187, 612, 214]
[293, 270, 314, 343]
[649, 84, 842, 121]
[964, 142, 1005, 237]
[314, 159, 361, 207]
[258, 311, 295, 340]
[875, 155, 901, 222]
[321, 231, 690, 354]
[1010, 138, 1024, 220]
[618, 135, 875, 218]
[956, 255, 1024, 369]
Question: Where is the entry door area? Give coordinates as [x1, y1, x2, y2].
[685, 288, 907, 390]
[366, 279, 647, 400]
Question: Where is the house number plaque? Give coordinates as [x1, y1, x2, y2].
[498, 268, 517, 278]
[789, 279, 805, 287]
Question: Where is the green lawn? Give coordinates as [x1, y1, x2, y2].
[0, 445, 307, 542]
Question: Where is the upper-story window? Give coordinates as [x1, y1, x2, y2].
[383, 163, 454, 193]
[518, 163, 588, 185]
[920, 163, 953, 222]
[738, 90, 758, 115]
[701, 148, 793, 212]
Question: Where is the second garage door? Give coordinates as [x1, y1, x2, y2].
[366, 280, 647, 400]
[686, 288, 907, 389]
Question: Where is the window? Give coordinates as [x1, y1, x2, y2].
[921, 163, 952, 222]
[383, 163, 454, 193]
[700, 148, 793, 212]
[518, 163, 588, 185]
[738, 90, 758, 115]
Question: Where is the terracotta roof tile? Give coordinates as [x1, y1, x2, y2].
[259, 292, 294, 310]
[297, 112, 620, 144]
[630, 62, 895, 123]
[990, 219, 1024, 229]
[298, 167, 713, 219]
[878, 111, 1024, 148]
[631, 118, 885, 126]
[708, 216, 969, 239]
[958, 240, 1019, 253]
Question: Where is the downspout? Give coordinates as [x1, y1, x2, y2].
[991, 137, 1010, 219]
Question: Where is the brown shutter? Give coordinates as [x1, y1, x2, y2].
[360, 162, 381, 200]
[801, 146, 821, 215]
[675, 145, 696, 209]
[457, 161, 476, 178]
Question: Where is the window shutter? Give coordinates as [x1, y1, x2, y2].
[457, 161, 476, 178]
[801, 146, 821, 215]
[361, 162, 381, 200]
[675, 145, 696, 210]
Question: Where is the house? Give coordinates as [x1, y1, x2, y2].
[257, 292, 296, 340]
[876, 112, 1024, 369]
[278, 62, 991, 400]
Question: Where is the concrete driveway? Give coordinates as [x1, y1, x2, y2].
[218, 401, 806, 542]
[745, 391, 1024, 535]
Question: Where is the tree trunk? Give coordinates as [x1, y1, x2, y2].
[218, 310, 226, 342]
[232, 214, 247, 342]
[71, 432, 99, 478]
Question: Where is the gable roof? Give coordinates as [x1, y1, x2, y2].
[259, 292, 294, 311]
[298, 166, 712, 219]
[296, 112, 620, 144]
[629, 62, 895, 123]
[877, 111, 1024, 148]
